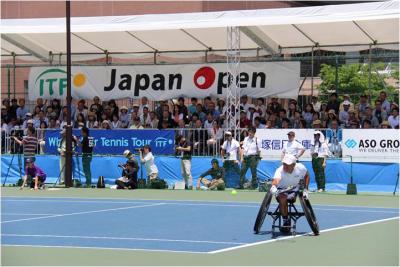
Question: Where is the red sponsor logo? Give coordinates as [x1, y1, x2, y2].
[193, 66, 216, 90]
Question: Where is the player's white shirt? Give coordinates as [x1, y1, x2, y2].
[221, 138, 240, 160]
[273, 163, 307, 189]
[282, 140, 304, 157]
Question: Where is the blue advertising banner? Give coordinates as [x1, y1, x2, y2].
[44, 129, 175, 155]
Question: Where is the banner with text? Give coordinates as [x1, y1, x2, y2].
[28, 62, 300, 101]
[44, 129, 175, 155]
[255, 129, 318, 160]
[342, 129, 399, 163]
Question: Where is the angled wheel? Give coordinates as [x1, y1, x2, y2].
[254, 191, 273, 234]
[299, 194, 319, 235]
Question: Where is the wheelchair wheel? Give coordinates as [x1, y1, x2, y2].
[254, 191, 273, 234]
[299, 195, 319, 235]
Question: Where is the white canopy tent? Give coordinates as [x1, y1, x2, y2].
[1, 0, 399, 62]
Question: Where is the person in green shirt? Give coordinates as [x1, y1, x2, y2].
[196, 159, 225, 190]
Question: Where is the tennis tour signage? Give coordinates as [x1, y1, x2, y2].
[28, 62, 300, 100]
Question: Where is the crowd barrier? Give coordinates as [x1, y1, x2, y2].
[1, 155, 398, 193]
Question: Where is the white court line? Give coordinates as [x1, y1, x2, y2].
[3, 195, 398, 210]
[2, 233, 245, 245]
[1, 203, 166, 224]
[2, 199, 398, 213]
[208, 216, 400, 254]
[2, 244, 207, 254]
[2, 213, 61, 216]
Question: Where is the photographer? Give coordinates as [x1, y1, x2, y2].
[139, 145, 159, 181]
[115, 150, 139, 189]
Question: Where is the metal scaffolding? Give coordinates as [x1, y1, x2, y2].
[226, 26, 241, 138]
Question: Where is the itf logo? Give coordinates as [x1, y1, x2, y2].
[345, 139, 358, 148]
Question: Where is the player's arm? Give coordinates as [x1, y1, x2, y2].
[297, 147, 305, 159]
[13, 136, 23, 145]
[304, 171, 310, 189]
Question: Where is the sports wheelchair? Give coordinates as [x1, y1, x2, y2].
[254, 179, 319, 236]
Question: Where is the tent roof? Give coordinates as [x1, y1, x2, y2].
[1, 0, 399, 62]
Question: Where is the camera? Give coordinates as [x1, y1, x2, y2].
[135, 148, 143, 152]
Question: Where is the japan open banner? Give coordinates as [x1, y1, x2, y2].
[342, 129, 399, 163]
[28, 62, 300, 101]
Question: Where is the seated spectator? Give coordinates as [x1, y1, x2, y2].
[326, 109, 338, 128]
[138, 96, 149, 117]
[157, 110, 176, 129]
[149, 111, 159, 129]
[281, 118, 291, 129]
[268, 97, 281, 114]
[130, 117, 144, 129]
[48, 117, 59, 129]
[326, 119, 342, 157]
[74, 113, 86, 128]
[240, 95, 251, 112]
[312, 119, 322, 130]
[111, 114, 122, 129]
[86, 112, 99, 129]
[195, 103, 206, 122]
[119, 106, 130, 128]
[247, 105, 260, 126]
[378, 91, 391, 114]
[1, 105, 11, 124]
[101, 120, 111, 130]
[388, 107, 399, 129]
[291, 110, 302, 128]
[140, 106, 152, 128]
[287, 102, 297, 121]
[362, 119, 372, 129]
[50, 99, 62, 118]
[254, 116, 265, 129]
[350, 120, 360, 129]
[206, 120, 223, 150]
[361, 107, 379, 128]
[204, 112, 214, 130]
[177, 97, 188, 118]
[16, 99, 29, 124]
[37, 121, 47, 154]
[216, 99, 226, 117]
[108, 99, 119, 118]
[380, 120, 391, 129]
[372, 100, 388, 124]
[339, 101, 351, 125]
[346, 110, 359, 128]
[255, 97, 266, 117]
[302, 104, 314, 128]
[188, 97, 198, 117]
[319, 103, 328, 122]
[74, 99, 88, 121]
[357, 94, 370, 117]
[311, 96, 322, 112]
[191, 119, 208, 155]
[172, 104, 184, 125]
[239, 110, 251, 128]
[339, 94, 354, 112]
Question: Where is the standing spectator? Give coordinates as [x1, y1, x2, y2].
[326, 119, 343, 157]
[139, 145, 159, 181]
[372, 100, 388, 124]
[221, 131, 241, 187]
[378, 91, 391, 114]
[176, 135, 193, 190]
[74, 127, 94, 187]
[37, 121, 47, 154]
[310, 130, 329, 192]
[239, 127, 261, 189]
[326, 93, 340, 114]
[12, 126, 38, 164]
[16, 99, 29, 124]
[57, 129, 67, 185]
[388, 107, 399, 129]
[281, 131, 305, 161]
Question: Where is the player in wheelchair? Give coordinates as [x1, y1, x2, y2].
[254, 154, 319, 236]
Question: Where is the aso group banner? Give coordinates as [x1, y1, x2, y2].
[255, 129, 317, 160]
[28, 62, 300, 101]
[44, 129, 175, 155]
[342, 129, 399, 163]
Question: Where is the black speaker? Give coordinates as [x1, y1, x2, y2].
[346, 183, 357, 195]
[97, 176, 105, 188]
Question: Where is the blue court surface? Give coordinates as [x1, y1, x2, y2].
[1, 196, 399, 254]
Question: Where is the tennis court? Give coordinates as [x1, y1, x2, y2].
[1, 188, 398, 265]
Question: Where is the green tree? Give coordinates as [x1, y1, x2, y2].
[317, 63, 397, 103]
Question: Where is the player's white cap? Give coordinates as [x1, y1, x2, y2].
[282, 154, 297, 165]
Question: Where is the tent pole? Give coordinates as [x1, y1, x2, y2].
[65, 0, 73, 188]
[335, 55, 339, 94]
[311, 46, 314, 96]
[12, 52, 16, 98]
[7, 67, 11, 100]
[368, 44, 372, 104]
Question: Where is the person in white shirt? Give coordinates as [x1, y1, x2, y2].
[270, 154, 310, 230]
[221, 131, 241, 187]
[239, 127, 262, 189]
[281, 131, 305, 161]
[139, 145, 159, 181]
[310, 130, 329, 192]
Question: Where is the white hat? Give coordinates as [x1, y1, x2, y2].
[225, 131, 232, 136]
[25, 113, 32, 117]
[123, 150, 132, 158]
[27, 119, 34, 124]
[343, 100, 351, 105]
[120, 106, 128, 111]
[282, 154, 297, 165]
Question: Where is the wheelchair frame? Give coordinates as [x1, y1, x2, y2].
[268, 201, 305, 236]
